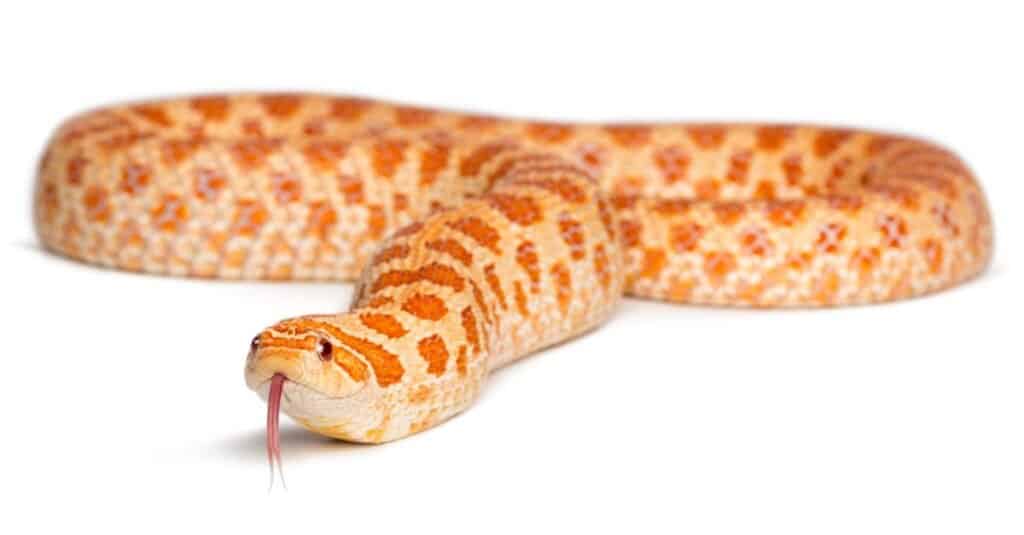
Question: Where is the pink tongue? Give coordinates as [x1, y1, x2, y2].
[267, 373, 286, 489]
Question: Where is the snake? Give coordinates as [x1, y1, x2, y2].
[33, 93, 993, 477]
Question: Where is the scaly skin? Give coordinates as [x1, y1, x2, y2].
[34, 94, 993, 443]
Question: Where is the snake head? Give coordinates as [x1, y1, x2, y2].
[244, 314, 370, 403]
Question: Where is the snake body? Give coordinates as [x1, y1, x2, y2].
[35, 94, 993, 444]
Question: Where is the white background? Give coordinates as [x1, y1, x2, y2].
[2, 1, 1021, 533]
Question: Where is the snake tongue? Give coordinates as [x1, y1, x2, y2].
[267, 373, 286, 490]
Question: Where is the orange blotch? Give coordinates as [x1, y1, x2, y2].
[670, 221, 704, 252]
[302, 117, 326, 136]
[132, 104, 173, 127]
[242, 118, 264, 137]
[258, 332, 318, 352]
[787, 251, 815, 272]
[814, 129, 851, 157]
[469, 280, 493, 326]
[333, 346, 370, 383]
[261, 94, 302, 118]
[812, 268, 842, 304]
[712, 202, 746, 225]
[551, 263, 572, 315]
[726, 150, 753, 184]
[230, 139, 282, 170]
[611, 195, 638, 210]
[575, 143, 608, 174]
[374, 244, 409, 264]
[826, 194, 864, 214]
[739, 226, 772, 256]
[337, 175, 364, 204]
[639, 248, 667, 280]
[695, 178, 721, 200]
[66, 156, 88, 186]
[83, 185, 110, 222]
[488, 193, 542, 226]
[815, 222, 848, 254]
[513, 281, 530, 317]
[703, 251, 737, 285]
[394, 106, 434, 127]
[605, 125, 651, 148]
[764, 200, 805, 226]
[506, 176, 587, 204]
[593, 244, 611, 289]
[654, 146, 691, 184]
[371, 263, 465, 293]
[526, 122, 573, 144]
[932, 203, 960, 237]
[687, 125, 727, 149]
[754, 180, 776, 200]
[668, 277, 696, 302]
[393, 221, 424, 238]
[366, 204, 387, 239]
[190, 96, 230, 121]
[419, 139, 451, 187]
[458, 115, 499, 131]
[329, 98, 371, 121]
[305, 201, 338, 239]
[270, 172, 302, 204]
[447, 217, 501, 254]
[619, 219, 642, 248]
[456, 346, 468, 376]
[37, 182, 59, 222]
[460, 143, 516, 176]
[827, 157, 854, 190]
[878, 214, 908, 248]
[161, 138, 202, 166]
[150, 194, 189, 233]
[596, 197, 615, 240]
[119, 163, 151, 194]
[426, 239, 472, 266]
[921, 239, 945, 274]
[408, 385, 433, 404]
[461, 307, 481, 354]
[360, 313, 408, 339]
[372, 138, 408, 179]
[516, 241, 541, 292]
[417, 335, 449, 376]
[393, 193, 408, 212]
[870, 184, 921, 211]
[781, 154, 803, 185]
[402, 293, 448, 321]
[756, 126, 793, 151]
[302, 140, 348, 172]
[558, 214, 586, 260]
[231, 199, 268, 236]
[653, 198, 694, 215]
[484, 264, 508, 310]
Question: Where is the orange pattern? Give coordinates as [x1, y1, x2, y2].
[34, 94, 993, 444]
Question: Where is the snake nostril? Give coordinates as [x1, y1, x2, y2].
[250, 335, 260, 355]
[317, 339, 333, 362]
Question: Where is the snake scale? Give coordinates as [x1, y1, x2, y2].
[34, 94, 993, 463]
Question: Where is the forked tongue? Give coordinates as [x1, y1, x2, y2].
[267, 373, 287, 490]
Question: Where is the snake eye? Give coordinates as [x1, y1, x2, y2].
[249, 336, 260, 355]
[317, 339, 333, 362]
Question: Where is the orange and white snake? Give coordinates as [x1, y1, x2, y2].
[34, 94, 993, 472]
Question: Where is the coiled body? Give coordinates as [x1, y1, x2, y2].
[35, 94, 993, 442]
